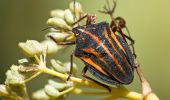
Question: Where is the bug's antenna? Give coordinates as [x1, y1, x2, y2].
[106, 0, 111, 13]
[99, 0, 117, 21]
[41, 27, 53, 31]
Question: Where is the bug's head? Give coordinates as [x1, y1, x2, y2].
[115, 17, 126, 28]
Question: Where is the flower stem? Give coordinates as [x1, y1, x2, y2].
[40, 67, 143, 100]
[24, 72, 42, 83]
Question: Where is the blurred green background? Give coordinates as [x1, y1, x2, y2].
[0, 0, 170, 99]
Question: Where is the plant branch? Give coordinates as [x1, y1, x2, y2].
[39, 67, 142, 100]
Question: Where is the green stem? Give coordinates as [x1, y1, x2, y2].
[40, 67, 142, 100]
[57, 87, 74, 97]
[73, 88, 108, 95]
[24, 72, 42, 83]
[125, 91, 142, 100]
[40, 67, 105, 89]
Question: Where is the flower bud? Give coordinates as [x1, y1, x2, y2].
[66, 81, 73, 88]
[47, 17, 71, 30]
[44, 85, 60, 98]
[41, 40, 62, 54]
[18, 58, 29, 65]
[0, 85, 9, 97]
[32, 89, 49, 100]
[5, 65, 25, 85]
[50, 59, 66, 73]
[50, 9, 65, 19]
[47, 32, 70, 42]
[18, 40, 43, 57]
[65, 33, 75, 42]
[64, 9, 75, 25]
[64, 62, 78, 73]
[69, 1, 83, 13]
[144, 92, 159, 100]
[48, 79, 67, 91]
[69, 1, 83, 19]
[4, 65, 28, 99]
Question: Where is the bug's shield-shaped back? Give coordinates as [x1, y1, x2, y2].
[72, 22, 135, 85]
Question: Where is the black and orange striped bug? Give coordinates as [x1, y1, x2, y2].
[49, 0, 136, 91]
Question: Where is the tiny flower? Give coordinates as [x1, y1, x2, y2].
[50, 59, 66, 73]
[64, 33, 75, 42]
[50, 9, 65, 19]
[48, 79, 67, 91]
[64, 62, 78, 74]
[41, 39, 62, 54]
[144, 92, 159, 100]
[44, 84, 60, 98]
[47, 17, 71, 30]
[0, 84, 9, 97]
[5, 65, 25, 85]
[47, 32, 70, 42]
[18, 40, 43, 57]
[4, 65, 28, 99]
[69, 1, 83, 19]
[18, 58, 29, 65]
[64, 9, 75, 25]
[32, 89, 50, 100]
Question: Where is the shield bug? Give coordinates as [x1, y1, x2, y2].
[48, 0, 136, 91]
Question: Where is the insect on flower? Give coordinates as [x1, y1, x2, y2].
[48, 0, 136, 91]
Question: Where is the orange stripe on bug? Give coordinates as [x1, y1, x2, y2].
[79, 29, 126, 76]
[80, 57, 109, 76]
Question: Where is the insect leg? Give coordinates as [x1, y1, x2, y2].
[48, 35, 75, 45]
[124, 26, 136, 58]
[72, 14, 96, 26]
[71, 14, 88, 26]
[67, 51, 74, 81]
[82, 66, 111, 92]
[117, 28, 136, 58]
[56, 42, 75, 45]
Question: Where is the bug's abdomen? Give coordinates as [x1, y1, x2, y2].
[73, 22, 135, 84]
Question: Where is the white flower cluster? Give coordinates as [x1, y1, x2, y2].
[18, 1, 84, 57]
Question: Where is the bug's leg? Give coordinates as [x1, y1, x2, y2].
[117, 28, 136, 58]
[56, 42, 75, 45]
[72, 14, 96, 26]
[114, 17, 135, 46]
[67, 51, 74, 81]
[124, 26, 136, 58]
[48, 35, 75, 45]
[71, 14, 88, 26]
[72, 0, 97, 26]
[82, 66, 111, 92]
